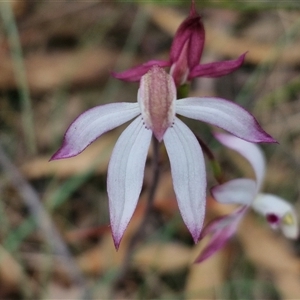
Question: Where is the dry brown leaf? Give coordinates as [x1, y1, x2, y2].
[144, 171, 178, 215]
[210, 201, 300, 300]
[144, 4, 300, 66]
[0, 47, 120, 93]
[20, 131, 118, 178]
[77, 238, 117, 276]
[133, 242, 192, 274]
[21, 252, 74, 286]
[262, 111, 300, 137]
[11, 0, 30, 19]
[76, 202, 146, 275]
[185, 245, 225, 299]
[76, 196, 189, 276]
[184, 205, 227, 299]
[44, 282, 84, 300]
[0, 245, 24, 293]
[238, 214, 300, 300]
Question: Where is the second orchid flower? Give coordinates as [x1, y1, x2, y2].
[195, 133, 298, 263]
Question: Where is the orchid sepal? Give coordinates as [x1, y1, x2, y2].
[176, 98, 276, 144]
[108, 117, 152, 249]
[164, 117, 206, 243]
[111, 60, 171, 82]
[50, 103, 140, 160]
[189, 53, 247, 78]
[194, 205, 248, 263]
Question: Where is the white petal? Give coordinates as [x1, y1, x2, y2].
[212, 179, 257, 205]
[51, 103, 140, 159]
[163, 117, 206, 243]
[252, 193, 299, 239]
[214, 133, 266, 191]
[107, 117, 152, 248]
[176, 97, 275, 143]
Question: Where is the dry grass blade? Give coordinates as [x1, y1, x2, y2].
[0, 48, 121, 93]
[21, 133, 117, 179]
[133, 242, 192, 274]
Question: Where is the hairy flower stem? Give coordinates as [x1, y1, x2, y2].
[177, 83, 190, 99]
[111, 137, 160, 295]
[195, 135, 224, 184]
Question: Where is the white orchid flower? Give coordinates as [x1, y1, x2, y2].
[195, 133, 298, 263]
[51, 66, 275, 249]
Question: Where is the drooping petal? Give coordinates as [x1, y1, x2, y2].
[176, 97, 276, 143]
[163, 117, 206, 243]
[214, 133, 266, 190]
[107, 116, 152, 249]
[51, 103, 140, 160]
[252, 193, 299, 239]
[195, 205, 248, 263]
[111, 60, 170, 82]
[212, 178, 257, 205]
[189, 53, 246, 79]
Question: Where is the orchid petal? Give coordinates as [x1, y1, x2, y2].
[112, 60, 170, 82]
[108, 117, 152, 248]
[170, 11, 204, 68]
[252, 193, 299, 239]
[187, 16, 205, 69]
[189, 53, 246, 79]
[195, 205, 248, 263]
[176, 97, 276, 143]
[163, 117, 206, 243]
[51, 103, 140, 160]
[214, 133, 266, 190]
[212, 178, 257, 205]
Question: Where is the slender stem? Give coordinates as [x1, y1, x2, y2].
[145, 137, 160, 213]
[195, 134, 224, 184]
[111, 137, 160, 294]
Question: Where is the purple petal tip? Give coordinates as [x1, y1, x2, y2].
[112, 233, 122, 251]
[49, 145, 75, 161]
[49, 150, 63, 161]
[191, 229, 201, 244]
[257, 130, 277, 144]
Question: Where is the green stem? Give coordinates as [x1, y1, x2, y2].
[0, 2, 36, 155]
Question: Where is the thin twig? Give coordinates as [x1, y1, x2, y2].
[0, 144, 90, 298]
